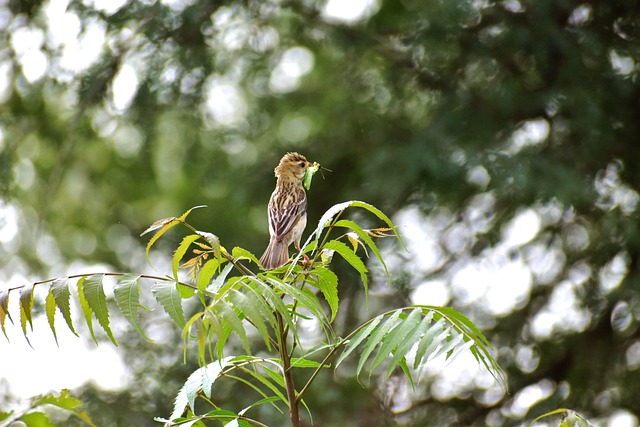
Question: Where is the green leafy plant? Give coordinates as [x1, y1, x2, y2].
[0, 202, 506, 427]
[0, 389, 96, 427]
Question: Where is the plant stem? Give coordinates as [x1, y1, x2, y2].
[296, 315, 384, 404]
[277, 312, 300, 427]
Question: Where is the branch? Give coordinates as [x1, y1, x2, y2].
[4, 272, 197, 294]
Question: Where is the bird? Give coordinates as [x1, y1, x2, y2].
[260, 152, 313, 270]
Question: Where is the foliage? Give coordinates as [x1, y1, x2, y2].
[0, 389, 96, 427]
[2, 0, 640, 425]
[0, 204, 504, 426]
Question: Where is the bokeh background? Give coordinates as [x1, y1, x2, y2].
[1, 0, 640, 426]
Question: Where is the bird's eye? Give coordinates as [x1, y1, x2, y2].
[299, 162, 306, 168]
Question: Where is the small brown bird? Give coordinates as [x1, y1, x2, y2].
[260, 152, 313, 270]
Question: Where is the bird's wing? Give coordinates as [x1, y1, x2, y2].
[269, 185, 307, 239]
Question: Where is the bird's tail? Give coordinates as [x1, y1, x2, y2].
[260, 238, 290, 270]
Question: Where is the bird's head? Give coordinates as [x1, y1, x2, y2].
[275, 152, 313, 181]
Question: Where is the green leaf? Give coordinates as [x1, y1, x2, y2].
[33, 389, 82, 409]
[241, 282, 278, 330]
[368, 308, 422, 375]
[170, 357, 233, 420]
[437, 306, 492, 347]
[51, 279, 78, 337]
[397, 356, 415, 390]
[202, 409, 243, 425]
[196, 231, 221, 257]
[141, 205, 207, 264]
[336, 306, 504, 392]
[228, 289, 272, 350]
[207, 262, 235, 296]
[217, 300, 250, 354]
[182, 311, 205, 364]
[419, 319, 450, 366]
[356, 310, 401, 378]
[45, 290, 58, 345]
[267, 277, 329, 329]
[333, 219, 387, 273]
[260, 364, 285, 387]
[195, 317, 208, 366]
[257, 365, 289, 405]
[290, 357, 326, 368]
[308, 200, 404, 251]
[143, 218, 180, 264]
[336, 315, 383, 368]
[311, 201, 353, 242]
[113, 274, 150, 340]
[248, 277, 297, 340]
[205, 309, 231, 361]
[173, 234, 201, 281]
[434, 306, 507, 388]
[141, 217, 175, 237]
[438, 333, 468, 362]
[231, 247, 260, 265]
[20, 411, 55, 427]
[29, 390, 97, 427]
[73, 410, 97, 427]
[152, 281, 186, 329]
[19, 285, 34, 342]
[349, 200, 405, 249]
[185, 367, 208, 417]
[215, 376, 279, 421]
[226, 369, 286, 412]
[412, 311, 438, 368]
[0, 289, 11, 340]
[197, 258, 221, 293]
[140, 205, 207, 231]
[237, 418, 254, 427]
[309, 268, 339, 322]
[77, 276, 98, 345]
[177, 283, 195, 299]
[323, 240, 368, 294]
[82, 275, 117, 346]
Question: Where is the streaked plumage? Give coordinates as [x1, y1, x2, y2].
[260, 152, 313, 270]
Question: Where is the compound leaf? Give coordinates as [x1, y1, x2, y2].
[83, 275, 117, 346]
[113, 274, 150, 340]
[152, 281, 186, 329]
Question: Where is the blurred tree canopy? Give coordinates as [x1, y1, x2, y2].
[1, 0, 640, 426]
